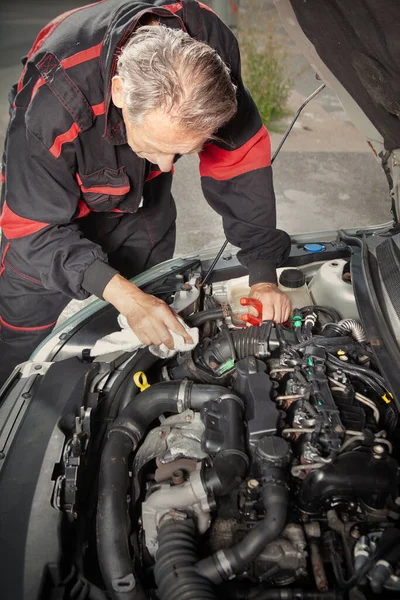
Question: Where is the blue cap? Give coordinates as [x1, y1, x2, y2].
[304, 243, 326, 253]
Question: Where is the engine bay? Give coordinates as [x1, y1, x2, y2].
[35, 258, 400, 599]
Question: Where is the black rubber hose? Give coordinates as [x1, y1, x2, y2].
[326, 528, 400, 590]
[97, 433, 146, 600]
[113, 381, 183, 435]
[327, 353, 387, 388]
[154, 519, 217, 600]
[204, 451, 249, 496]
[187, 384, 238, 410]
[326, 360, 385, 396]
[104, 351, 148, 422]
[197, 471, 289, 583]
[113, 380, 233, 431]
[230, 323, 271, 359]
[186, 309, 225, 327]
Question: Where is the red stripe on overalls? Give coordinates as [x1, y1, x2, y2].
[49, 101, 106, 158]
[0, 202, 50, 239]
[0, 243, 10, 277]
[30, 43, 104, 101]
[17, 1, 106, 96]
[199, 126, 271, 181]
[0, 315, 57, 332]
[76, 174, 130, 195]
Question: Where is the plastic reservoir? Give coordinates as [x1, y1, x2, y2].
[215, 268, 313, 317]
[308, 258, 359, 320]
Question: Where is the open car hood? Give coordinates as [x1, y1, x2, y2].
[275, 0, 400, 221]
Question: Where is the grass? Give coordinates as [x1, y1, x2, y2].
[240, 32, 292, 130]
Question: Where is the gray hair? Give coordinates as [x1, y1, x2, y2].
[116, 25, 237, 136]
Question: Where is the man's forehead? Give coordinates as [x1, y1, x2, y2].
[134, 108, 207, 152]
[140, 132, 205, 154]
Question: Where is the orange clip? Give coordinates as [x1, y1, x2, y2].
[240, 297, 263, 326]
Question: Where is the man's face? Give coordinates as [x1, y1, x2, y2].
[112, 76, 207, 172]
[123, 106, 206, 172]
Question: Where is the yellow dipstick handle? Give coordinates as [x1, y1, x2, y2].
[133, 371, 150, 392]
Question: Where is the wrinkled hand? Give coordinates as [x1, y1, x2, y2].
[103, 274, 193, 349]
[249, 282, 291, 324]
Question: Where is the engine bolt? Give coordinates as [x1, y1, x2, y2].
[172, 470, 185, 485]
[248, 479, 259, 489]
[351, 527, 361, 540]
[185, 414, 192, 422]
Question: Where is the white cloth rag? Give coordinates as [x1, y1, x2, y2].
[90, 313, 199, 359]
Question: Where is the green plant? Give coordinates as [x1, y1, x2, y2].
[241, 34, 292, 128]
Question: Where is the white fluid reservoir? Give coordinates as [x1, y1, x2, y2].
[219, 268, 313, 317]
[308, 258, 359, 320]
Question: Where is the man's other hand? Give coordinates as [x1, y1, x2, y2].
[103, 274, 193, 350]
[249, 282, 291, 324]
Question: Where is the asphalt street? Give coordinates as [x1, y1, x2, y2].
[0, 0, 391, 262]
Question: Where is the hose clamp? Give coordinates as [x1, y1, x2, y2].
[109, 423, 142, 448]
[215, 550, 235, 580]
[177, 379, 192, 412]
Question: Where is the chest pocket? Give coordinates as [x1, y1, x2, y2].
[77, 167, 130, 212]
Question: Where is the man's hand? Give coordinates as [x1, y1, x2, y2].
[103, 274, 193, 349]
[249, 282, 291, 324]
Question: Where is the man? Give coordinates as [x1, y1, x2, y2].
[0, 0, 291, 386]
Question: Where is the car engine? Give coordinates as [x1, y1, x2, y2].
[52, 265, 400, 600]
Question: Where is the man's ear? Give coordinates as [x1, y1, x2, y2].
[111, 76, 125, 109]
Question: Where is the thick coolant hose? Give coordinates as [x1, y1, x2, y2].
[112, 381, 232, 432]
[197, 469, 289, 584]
[154, 519, 217, 600]
[97, 382, 245, 600]
[97, 434, 146, 600]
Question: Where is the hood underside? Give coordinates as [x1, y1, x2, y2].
[279, 0, 400, 152]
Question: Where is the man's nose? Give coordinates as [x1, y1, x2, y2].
[156, 155, 175, 172]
